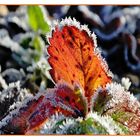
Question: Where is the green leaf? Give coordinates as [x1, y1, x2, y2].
[80, 118, 107, 134]
[92, 90, 112, 114]
[27, 6, 50, 33]
[116, 122, 131, 134]
[30, 35, 44, 61]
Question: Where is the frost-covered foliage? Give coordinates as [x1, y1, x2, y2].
[92, 81, 140, 134]
[30, 112, 130, 135]
[0, 78, 139, 134]
[1, 6, 140, 135]
[92, 81, 140, 115]
[0, 81, 32, 120]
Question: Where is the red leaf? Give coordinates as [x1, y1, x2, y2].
[1, 82, 87, 134]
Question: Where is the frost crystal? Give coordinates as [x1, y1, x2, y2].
[0, 92, 34, 132]
[87, 112, 124, 134]
[38, 113, 66, 134]
[58, 17, 97, 48]
[121, 77, 131, 90]
[0, 81, 20, 102]
[0, 81, 33, 132]
[56, 118, 81, 134]
[105, 82, 140, 115]
[0, 81, 31, 104]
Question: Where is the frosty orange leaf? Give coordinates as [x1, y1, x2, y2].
[48, 18, 112, 102]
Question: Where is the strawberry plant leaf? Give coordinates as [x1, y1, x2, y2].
[27, 6, 50, 33]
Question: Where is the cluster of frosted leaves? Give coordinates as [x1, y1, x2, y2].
[0, 81, 32, 120]
[1, 17, 140, 135]
[0, 82, 82, 134]
[31, 112, 129, 135]
[0, 81, 33, 134]
[0, 80, 130, 135]
[92, 79, 140, 134]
